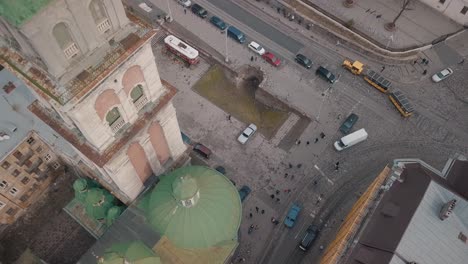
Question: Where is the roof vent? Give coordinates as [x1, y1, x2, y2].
[439, 199, 457, 221]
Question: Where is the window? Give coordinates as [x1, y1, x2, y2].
[9, 188, 18, 196]
[26, 137, 35, 145]
[2, 161, 11, 169]
[36, 146, 43, 153]
[12, 169, 20, 177]
[44, 153, 52, 162]
[21, 177, 30, 185]
[106, 107, 121, 126]
[13, 151, 23, 160]
[6, 207, 16, 216]
[0, 200, 5, 209]
[19, 194, 30, 202]
[439, 0, 446, 4]
[52, 162, 60, 170]
[89, 0, 108, 23]
[462, 6, 468, 15]
[130, 85, 144, 102]
[0, 180, 8, 189]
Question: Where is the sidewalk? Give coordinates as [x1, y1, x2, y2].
[281, 0, 462, 50]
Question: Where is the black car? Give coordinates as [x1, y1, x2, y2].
[316, 66, 336, 83]
[339, 113, 359, 134]
[238, 185, 251, 202]
[295, 54, 312, 69]
[209, 16, 227, 30]
[299, 225, 319, 251]
[191, 3, 208, 18]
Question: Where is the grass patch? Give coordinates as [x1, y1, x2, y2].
[193, 65, 288, 139]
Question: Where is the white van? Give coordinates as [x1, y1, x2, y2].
[334, 128, 368, 151]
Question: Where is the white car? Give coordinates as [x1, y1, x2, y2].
[177, 0, 191, 8]
[237, 124, 257, 144]
[431, 68, 453, 82]
[248, 41, 266, 56]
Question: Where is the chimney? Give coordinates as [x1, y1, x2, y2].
[439, 199, 457, 221]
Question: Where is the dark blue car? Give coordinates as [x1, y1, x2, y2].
[210, 16, 227, 30]
[238, 185, 251, 202]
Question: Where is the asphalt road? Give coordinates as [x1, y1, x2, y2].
[205, 0, 303, 53]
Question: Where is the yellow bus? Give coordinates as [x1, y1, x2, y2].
[388, 90, 414, 117]
[364, 70, 392, 93]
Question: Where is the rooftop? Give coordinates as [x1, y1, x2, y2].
[0, 0, 53, 27]
[343, 158, 468, 264]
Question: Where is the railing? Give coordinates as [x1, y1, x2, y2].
[97, 19, 111, 34]
[63, 42, 79, 59]
[110, 116, 126, 133]
[134, 95, 148, 111]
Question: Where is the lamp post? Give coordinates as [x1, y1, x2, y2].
[224, 29, 229, 63]
[165, 0, 173, 21]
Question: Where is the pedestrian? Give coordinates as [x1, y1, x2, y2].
[184, 8, 187, 14]
[249, 213, 253, 218]
[423, 69, 427, 75]
[276, 190, 280, 195]
[284, 173, 288, 178]
[250, 56, 254, 62]
[261, 209, 265, 214]
[459, 59, 465, 64]
[314, 138, 319, 143]
[255, 225, 259, 230]
[413, 60, 417, 65]
[289, 163, 293, 168]
[227, 114, 231, 121]
[306, 141, 310, 145]
[380, 65, 385, 72]
[335, 161, 340, 167]
[422, 58, 427, 64]
[270, 194, 275, 199]
[255, 56, 257, 61]
[287, 189, 291, 193]
[320, 132, 326, 139]
[291, 175, 294, 179]
[297, 163, 302, 168]
[276, 198, 280, 203]
[255, 206, 259, 213]
[313, 180, 318, 185]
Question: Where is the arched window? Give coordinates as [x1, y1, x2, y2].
[130, 84, 148, 111]
[106, 107, 125, 133]
[89, 0, 111, 33]
[53, 22, 79, 59]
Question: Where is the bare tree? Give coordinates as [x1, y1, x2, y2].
[385, 0, 412, 31]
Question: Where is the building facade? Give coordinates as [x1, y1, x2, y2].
[0, 0, 188, 203]
[0, 131, 61, 224]
[419, 0, 468, 25]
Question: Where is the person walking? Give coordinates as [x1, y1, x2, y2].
[380, 65, 386, 72]
[184, 9, 187, 14]
[255, 206, 259, 213]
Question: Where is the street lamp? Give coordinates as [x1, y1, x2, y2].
[224, 29, 229, 63]
[165, 0, 173, 21]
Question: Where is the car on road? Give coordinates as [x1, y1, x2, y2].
[238, 185, 251, 202]
[339, 113, 359, 134]
[191, 3, 207, 18]
[248, 41, 266, 56]
[237, 123, 257, 144]
[316, 66, 336, 83]
[431, 68, 453, 82]
[284, 203, 301, 228]
[209, 16, 227, 30]
[177, 0, 191, 8]
[227, 26, 246, 43]
[295, 54, 312, 69]
[193, 143, 211, 159]
[299, 225, 320, 251]
[262, 52, 281, 67]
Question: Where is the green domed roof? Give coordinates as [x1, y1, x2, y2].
[140, 166, 241, 249]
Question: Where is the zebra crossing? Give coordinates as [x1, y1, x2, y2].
[411, 112, 458, 143]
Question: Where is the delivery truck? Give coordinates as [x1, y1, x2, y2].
[334, 128, 368, 151]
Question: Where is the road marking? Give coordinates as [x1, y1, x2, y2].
[295, 220, 308, 239]
[314, 165, 334, 185]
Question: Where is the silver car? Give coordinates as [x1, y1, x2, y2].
[237, 124, 257, 144]
[431, 68, 453, 82]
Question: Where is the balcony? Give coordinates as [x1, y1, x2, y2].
[110, 116, 126, 133]
[134, 95, 148, 111]
[63, 42, 79, 59]
[97, 19, 111, 34]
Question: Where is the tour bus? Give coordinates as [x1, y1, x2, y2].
[364, 69, 392, 93]
[164, 35, 200, 65]
[388, 90, 414, 117]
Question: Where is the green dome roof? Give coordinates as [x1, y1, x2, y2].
[140, 166, 242, 249]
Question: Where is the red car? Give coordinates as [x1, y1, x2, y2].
[262, 52, 281, 67]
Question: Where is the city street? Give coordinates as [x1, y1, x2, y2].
[131, 0, 467, 263]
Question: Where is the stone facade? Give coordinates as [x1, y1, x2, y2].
[419, 0, 468, 25]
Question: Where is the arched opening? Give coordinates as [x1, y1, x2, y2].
[52, 22, 79, 59]
[127, 143, 153, 183]
[106, 107, 125, 133]
[148, 122, 171, 165]
[130, 84, 148, 111]
[89, 0, 111, 33]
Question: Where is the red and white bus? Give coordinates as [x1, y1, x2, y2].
[164, 35, 200, 65]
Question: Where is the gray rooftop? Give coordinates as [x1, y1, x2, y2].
[0, 67, 77, 160]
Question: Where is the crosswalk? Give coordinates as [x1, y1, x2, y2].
[411, 112, 458, 143]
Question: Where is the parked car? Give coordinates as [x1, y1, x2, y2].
[237, 123, 257, 144]
[238, 185, 251, 202]
[209, 16, 227, 30]
[262, 52, 281, 67]
[339, 113, 359, 134]
[227, 26, 246, 43]
[215, 165, 226, 175]
[284, 203, 301, 228]
[316, 66, 336, 83]
[295, 54, 312, 69]
[191, 3, 207, 18]
[177, 0, 191, 8]
[193, 143, 211, 158]
[431, 68, 453, 82]
[248, 41, 266, 55]
[299, 225, 320, 251]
